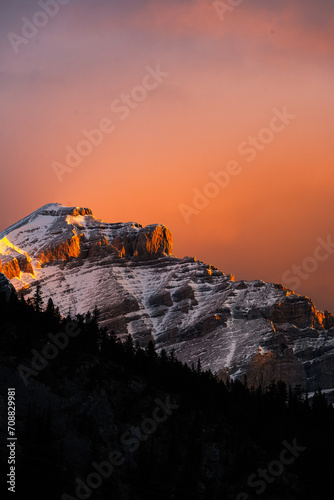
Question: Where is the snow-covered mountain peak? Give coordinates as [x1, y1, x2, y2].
[0, 202, 173, 289]
[1, 203, 334, 398]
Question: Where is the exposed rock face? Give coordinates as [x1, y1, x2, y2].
[324, 310, 334, 329]
[1, 202, 334, 398]
[37, 234, 83, 264]
[0, 257, 21, 279]
[0, 237, 34, 279]
[264, 295, 328, 329]
[131, 225, 173, 260]
[247, 349, 307, 389]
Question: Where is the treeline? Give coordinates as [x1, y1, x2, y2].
[0, 284, 101, 358]
[0, 288, 333, 499]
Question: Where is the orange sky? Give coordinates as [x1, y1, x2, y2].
[1, 0, 334, 311]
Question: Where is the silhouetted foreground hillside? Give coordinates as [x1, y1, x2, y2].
[0, 290, 333, 500]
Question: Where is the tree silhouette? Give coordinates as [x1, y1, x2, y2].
[33, 282, 43, 312]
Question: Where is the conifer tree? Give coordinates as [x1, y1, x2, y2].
[33, 282, 43, 312]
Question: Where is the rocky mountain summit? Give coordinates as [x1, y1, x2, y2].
[1, 203, 334, 396]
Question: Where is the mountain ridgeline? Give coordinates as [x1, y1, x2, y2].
[1, 203, 334, 398]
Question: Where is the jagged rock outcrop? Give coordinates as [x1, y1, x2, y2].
[263, 295, 329, 329]
[247, 349, 307, 389]
[0, 237, 34, 280]
[1, 202, 334, 398]
[0, 257, 21, 279]
[37, 234, 83, 264]
[131, 225, 173, 260]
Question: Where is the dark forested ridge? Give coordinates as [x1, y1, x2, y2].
[0, 290, 333, 500]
